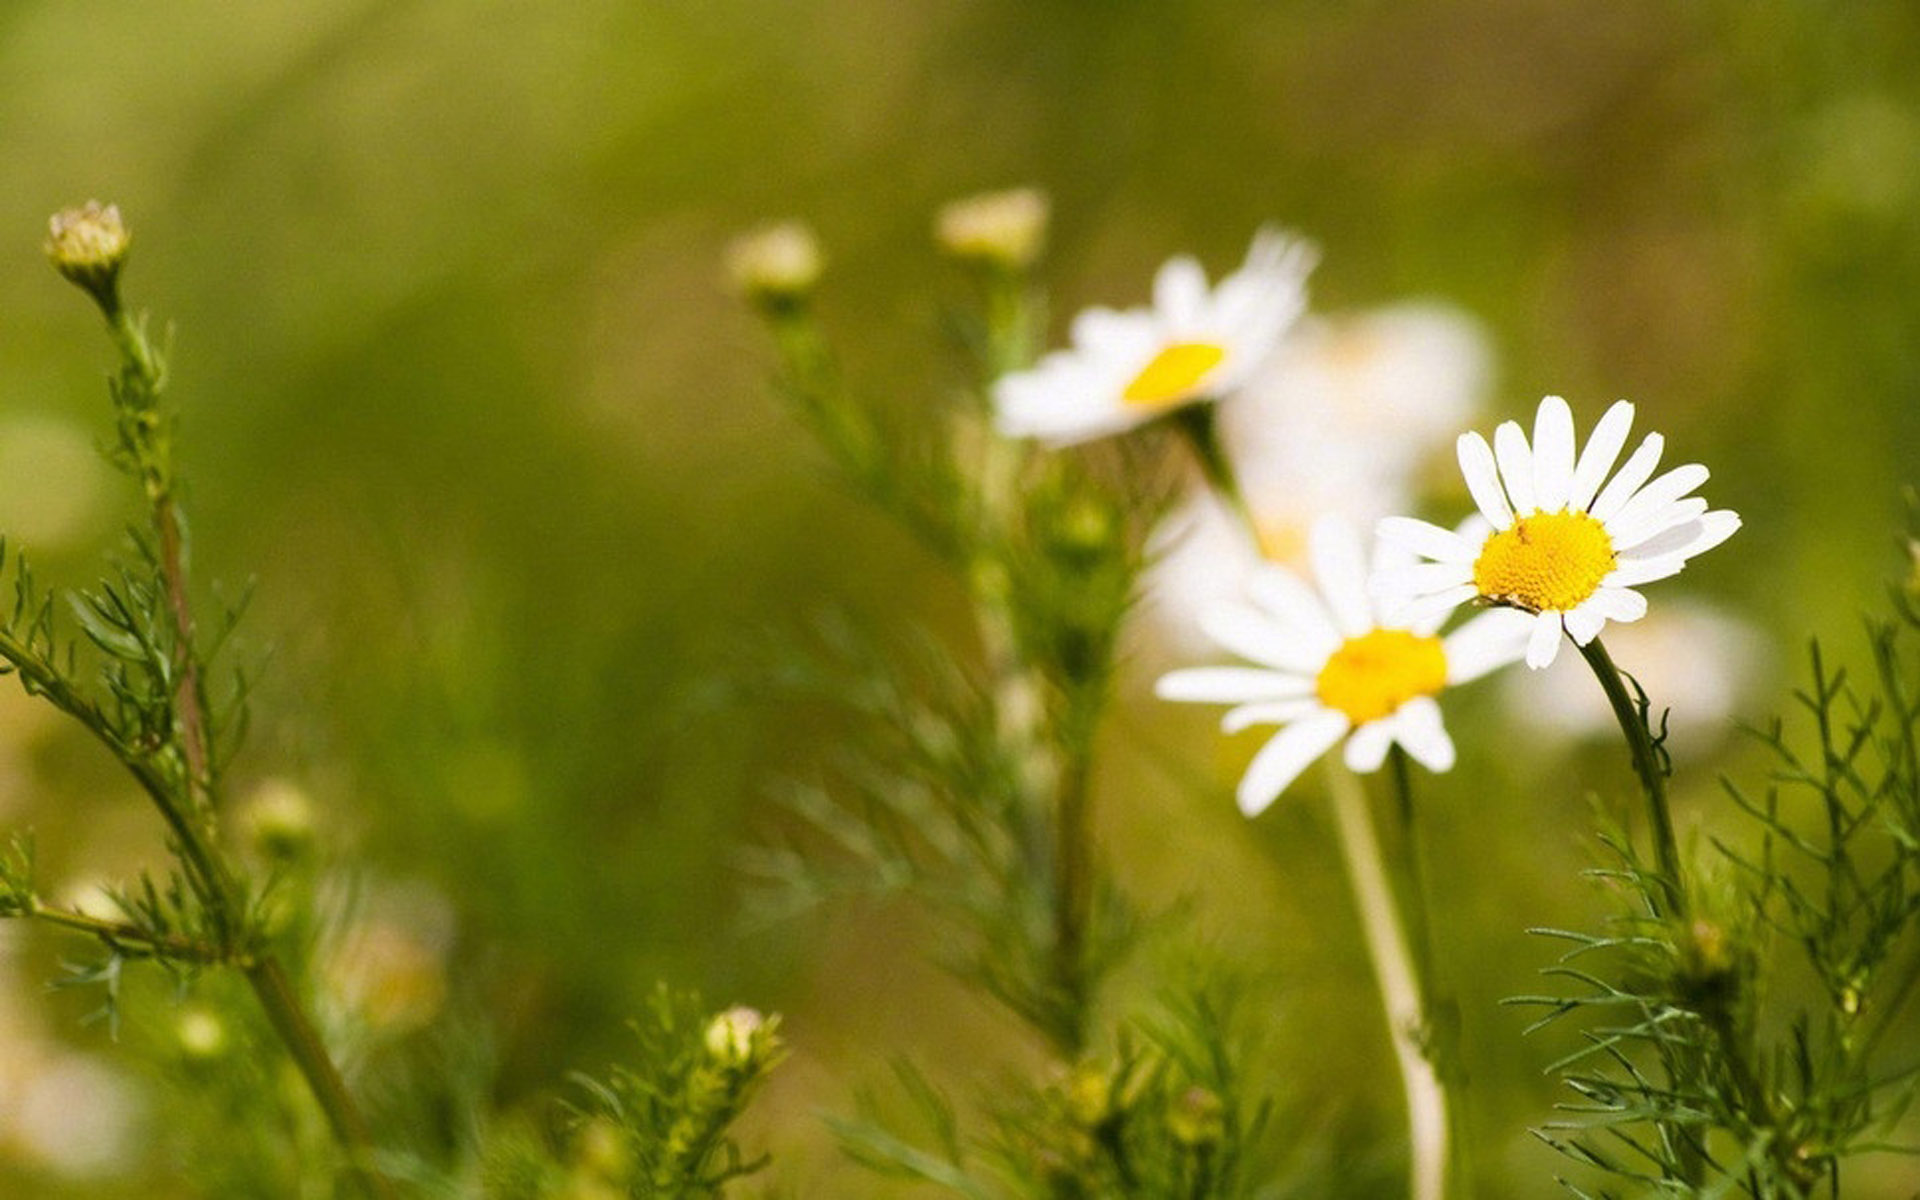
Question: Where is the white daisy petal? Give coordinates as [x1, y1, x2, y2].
[1531, 396, 1576, 512]
[1154, 256, 1209, 326]
[1199, 605, 1329, 674]
[1589, 433, 1665, 522]
[1395, 584, 1480, 624]
[1610, 498, 1709, 554]
[1246, 567, 1341, 652]
[1223, 698, 1323, 734]
[1563, 604, 1607, 645]
[1237, 712, 1348, 816]
[1370, 562, 1475, 600]
[1603, 463, 1710, 536]
[1567, 400, 1635, 511]
[1344, 720, 1395, 772]
[1393, 696, 1456, 772]
[1493, 420, 1537, 514]
[1526, 609, 1565, 669]
[1585, 586, 1649, 623]
[1604, 554, 1693, 588]
[1457, 433, 1513, 530]
[1157, 666, 1311, 705]
[1308, 517, 1373, 637]
[1377, 516, 1479, 563]
[1442, 608, 1534, 684]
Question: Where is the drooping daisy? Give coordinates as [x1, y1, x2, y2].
[1373, 396, 1740, 670]
[993, 229, 1317, 446]
[1157, 517, 1531, 816]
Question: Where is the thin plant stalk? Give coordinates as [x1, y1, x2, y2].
[1327, 759, 1450, 1200]
[95, 287, 399, 1200]
[1575, 636, 1687, 916]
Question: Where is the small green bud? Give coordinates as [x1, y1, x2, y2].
[176, 1005, 229, 1061]
[241, 778, 317, 860]
[703, 1005, 777, 1071]
[934, 187, 1049, 269]
[45, 201, 130, 308]
[1167, 1085, 1225, 1148]
[725, 222, 822, 309]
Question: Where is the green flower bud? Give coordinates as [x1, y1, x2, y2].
[241, 778, 317, 860]
[703, 1005, 777, 1071]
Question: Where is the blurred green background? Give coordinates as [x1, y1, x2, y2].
[2, 1, 1918, 1195]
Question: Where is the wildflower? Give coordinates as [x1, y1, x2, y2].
[935, 186, 1049, 268]
[994, 230, 1316, 446]
[240, 777, 317, 859]
[1374, 396, 1740, 669]
[1157, 517, 1531, 815]
[724, 221, 822, 307]
[45, 201, 129, 306]
[703, 1005, 776, 1071]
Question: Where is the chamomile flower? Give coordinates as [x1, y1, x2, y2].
[1374, 396, 1740, 670]
[993, 230, 1317, 446]
[1157, 518, 1531, 816]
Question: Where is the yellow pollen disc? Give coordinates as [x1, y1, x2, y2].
[1471, 510, 1616, 613]
[1122, 342, 1227, 408]
[1315, 629, 1448, 726]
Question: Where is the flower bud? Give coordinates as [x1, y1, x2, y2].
[935, 187, 1049, 269]
[175, 1006, 229, 1061]
[241, 778, 317, 860]
[1062, 1063, 1113, 1128]
[703, 1005, 775, 1070]
[725, 222, 822, 308]
[45, 202, 130, 307]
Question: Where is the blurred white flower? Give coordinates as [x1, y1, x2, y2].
[935, 186, 1049, 268]
[994, 230, 1316, 446]
[1222, 303, 1492, 484]
[7, 1053, 142, 1178]
[1157, 517, 1532, 815]
[1502, 599, 1766, 755]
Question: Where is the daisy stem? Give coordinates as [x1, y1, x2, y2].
[1327, 759, 1450, 1200]
[1576, 637, 1687, 917]
[1171, 404, 1256, 534]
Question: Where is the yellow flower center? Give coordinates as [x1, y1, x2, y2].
[1122, 342, 1227, 408]
[1315, 629, 1448, 726]
[1471, 509, 1616, 613]
[1254, 519, 1307, 566]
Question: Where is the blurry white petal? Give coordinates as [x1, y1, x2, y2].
[1200, 605, 1329, 673]
[1157, 666, 1310, 704]
[1308, 517, 1373, 637]
[1344, 721, 1395, 772]
[1394, 696, 1456, 772]
[1238, 713, 1348, 816]
[1223, 698, 1324, 733]
[1246, 566, 1341, 652]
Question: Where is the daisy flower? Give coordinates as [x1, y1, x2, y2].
[1374, 396, 1740, 670]
[1156, 517, 1531, 816]
[993, 229, 1316, 446]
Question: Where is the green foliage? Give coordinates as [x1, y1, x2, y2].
[1520, 585, 1920, 1196]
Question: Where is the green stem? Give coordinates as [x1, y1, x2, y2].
[1171, 404, 1255, 535]
[1326, 760, 1450, 1200]
[1575, 637, 1687, 916]
[1052, 738, 1093, 1054]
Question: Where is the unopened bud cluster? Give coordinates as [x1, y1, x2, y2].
[703, 1005, 777, 1072]
[45, 201, 130, 307]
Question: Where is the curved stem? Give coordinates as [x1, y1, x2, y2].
[1575, 637, 1687, 916]
[1327, 760, 1449, 1200]
[1171, 404, 1256, 534]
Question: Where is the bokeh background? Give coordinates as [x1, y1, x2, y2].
[2, 1, 1918, 1195]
